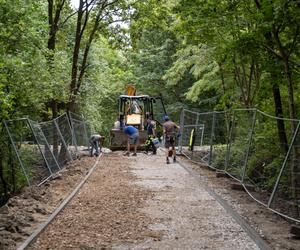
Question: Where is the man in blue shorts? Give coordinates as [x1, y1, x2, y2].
[124, 125, 139, 156]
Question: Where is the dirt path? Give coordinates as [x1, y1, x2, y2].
[28, 151, 265, 249]
[29, 153, 154, 249]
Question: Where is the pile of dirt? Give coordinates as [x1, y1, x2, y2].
[0, 155, 96, 250]
[179, 157, 300, 250]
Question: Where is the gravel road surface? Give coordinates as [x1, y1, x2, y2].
[28, 151, 264, 249]
[116, 151, 261, 249]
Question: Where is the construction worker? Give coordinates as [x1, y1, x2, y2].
[123, 125, 139, 156]
[90, 134, 103, 157]
[145, 118, 157, 155]
[163, 115, 180, 164]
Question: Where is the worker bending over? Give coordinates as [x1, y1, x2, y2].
[163, 115, 180, 164]
[90, 134, 103, 157]
[124, 125, 139, 156]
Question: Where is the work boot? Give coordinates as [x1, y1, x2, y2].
[132, 153, 137, 156]
[173, 156, 176, 163]
[166, 157, 170, 164]
[123, 152, 130, 156]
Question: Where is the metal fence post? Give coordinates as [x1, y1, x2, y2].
[3, 121, 31, 186]
[209, 112, 216, 165]
[179, 109, 185, 152]
[195, 112, 199, 146]
[67, 112, 78, 152]
[54, 119, 73, 161]
[200, 124, 204, 147]
[82, 121, 89, 148]
[267, 120, 300, 208]
[241, 109, 257, 183]
[225, 110, 235, 171]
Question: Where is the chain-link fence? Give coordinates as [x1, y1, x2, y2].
[68, 112, 91, 150]
[3, 113, 91, 187]
[179, 108, 300, 223]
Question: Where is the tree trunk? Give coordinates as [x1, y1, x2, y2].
[255, 0, 298, 216]
[264, 29, 289, 153]
[272, 25, 299, 217]
[272, 83, 288, 152]
[8, 146, 16, 193]
[47, 0, 66, 158]
[0, 147, 8, 204]
[68, 0, 85, 112]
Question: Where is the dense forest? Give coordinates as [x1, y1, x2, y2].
[0, 0, 300, 202]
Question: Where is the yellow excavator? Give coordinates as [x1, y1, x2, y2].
[109, 85, 167, 150]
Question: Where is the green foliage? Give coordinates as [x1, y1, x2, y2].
[78, 37, 134, 135]
[164, 45, 221, 103]
[0, 0, 299, 203]
[211, 144, 227, 170]
[0, 0, 49, 120]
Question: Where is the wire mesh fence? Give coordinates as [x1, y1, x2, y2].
[179, 108, 300, 223]
[211, 111, 231, 171]
[69, 112, 91, 150]
[179, 110, 214, 164]
[3, 113, 90, 188]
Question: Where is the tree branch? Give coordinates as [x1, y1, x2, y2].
[59, 10, 78, 28]
[288, 25, 299, 57]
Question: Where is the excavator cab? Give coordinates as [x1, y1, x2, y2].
[109, 86, 166, 150]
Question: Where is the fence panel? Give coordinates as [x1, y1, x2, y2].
[179, 108, 300, 223]
[225, 109, 256, 181]
[39, 119, 72, 168]
[3, 113, 90, 189]
[4, 119, 51, 185]
[180, 110, 213, 164]
[56, 113, 77, 159]
[242, 110, 294, 206]
[210, 111, 231, 171]
[69, 112, 90, 149]
[28, 120, 60, 174]
[268, 120, 300, 222]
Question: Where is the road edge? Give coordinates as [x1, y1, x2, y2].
[177, 159, 273, 250]
[17, 154, 103, 250]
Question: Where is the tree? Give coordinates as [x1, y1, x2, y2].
[68, 0, 131, 112]
[78, 36, 135, 134]
[0, 0, 49, 199]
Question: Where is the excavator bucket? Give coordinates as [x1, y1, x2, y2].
[125, 84, 136, 96]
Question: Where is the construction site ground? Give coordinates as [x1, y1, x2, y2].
[0, 150, 299, 249]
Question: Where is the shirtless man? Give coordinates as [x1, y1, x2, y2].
[163, 115, 180, 164]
